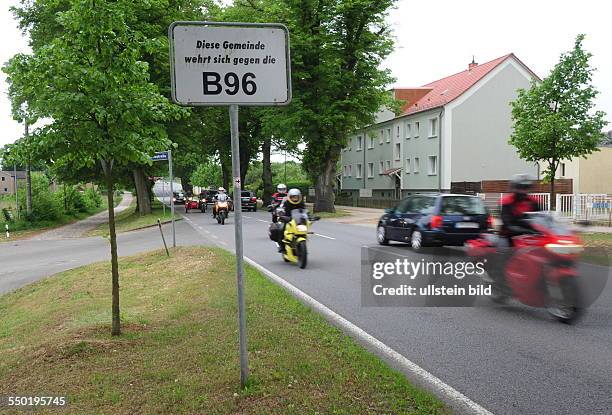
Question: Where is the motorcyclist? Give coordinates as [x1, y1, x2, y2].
[500, 174, 541, 244]
[213, 187, 229, 218]
[272, 183, 288, 201]
[276, 188, 306, 252]
[488, 174, 540, 298]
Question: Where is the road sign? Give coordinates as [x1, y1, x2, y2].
[151, 151, 169, 161]
[169, 22, 291, 106]
[169, 21, 292, 389]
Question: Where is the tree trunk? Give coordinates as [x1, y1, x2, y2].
[550, 174, 556, 212]
[133, 168, 152, 215]
[261, 137, 273, 205]
[313, 157, 337, 213]
[25, 162, 32, 215]
[103, 161, 121, 336]
[221, 159, 230, 191]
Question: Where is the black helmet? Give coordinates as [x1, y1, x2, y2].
[510, 174, 533, 193]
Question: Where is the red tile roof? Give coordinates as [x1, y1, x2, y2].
[395, 54, 537, 115]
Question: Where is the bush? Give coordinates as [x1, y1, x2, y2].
[17, 174, 63, 222]
[83, 187, 103, 210]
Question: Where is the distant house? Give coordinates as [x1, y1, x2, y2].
[340, 54, 540, 199]
[0, 171, 26, 196]
[556, 145, 612, 194]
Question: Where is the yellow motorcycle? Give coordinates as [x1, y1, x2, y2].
[277, 209, 319, 268]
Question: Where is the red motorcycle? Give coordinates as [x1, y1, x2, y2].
[466, 213, 584, 323]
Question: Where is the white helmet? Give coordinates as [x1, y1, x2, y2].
[277, 183, 287, 193]
[218, 187, 226, 192]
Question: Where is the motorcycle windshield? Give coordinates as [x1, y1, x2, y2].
[291, 209, 309, 225]
[525, 213, 572, 235]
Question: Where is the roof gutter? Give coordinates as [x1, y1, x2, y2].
[438, 108, 444, 193]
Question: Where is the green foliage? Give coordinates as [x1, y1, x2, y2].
[510, 34, 607, 182]
[190, 160, 223, 188]
[17, 173, 62, 222]
[244, 161, 310, 197]
[84, 187, 103, 209]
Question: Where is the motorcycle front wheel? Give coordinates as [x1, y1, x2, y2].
[297, 240, 308, 269]
[547, 277, 583, 324]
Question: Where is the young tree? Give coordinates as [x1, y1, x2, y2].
[510, 35, 607, 207]
[3, 0, 184, 335]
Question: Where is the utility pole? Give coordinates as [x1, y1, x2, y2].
[25, 120, 32, 216]
[13, 164, 19, 220]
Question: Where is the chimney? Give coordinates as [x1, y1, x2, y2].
[468, 56, 478, 70]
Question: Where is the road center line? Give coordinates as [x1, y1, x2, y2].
[314, 233, 336, 240]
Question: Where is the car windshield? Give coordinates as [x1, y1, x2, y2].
[441, 196, 486, 215]
[241, 191, 251, 197]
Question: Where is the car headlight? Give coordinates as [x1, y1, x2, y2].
[296, 224, 308, 232]
[545, 243, 584, 255]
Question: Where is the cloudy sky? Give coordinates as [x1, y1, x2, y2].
[1, 0, 610, 149]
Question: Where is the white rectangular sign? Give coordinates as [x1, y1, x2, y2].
[169, 22, 291, 106]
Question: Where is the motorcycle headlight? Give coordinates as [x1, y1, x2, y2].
[545, 243, 584, 255]
[296, 224, 308, 232]
[172, 197, 176, 202]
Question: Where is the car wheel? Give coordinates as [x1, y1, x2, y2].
[410, 230, 423, 250]
[377, 225, 389, 245]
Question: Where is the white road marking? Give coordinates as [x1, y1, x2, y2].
[314, 233, 335, 240]
[180, 218, 493, 415]
[256, 219, 268, 223]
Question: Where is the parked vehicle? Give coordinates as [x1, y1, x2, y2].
[184, 196, 200, 213]
[466, 213, 584, 323]
[240, 191, 258, 212]
[376, 194, 492, 249]
[270, 208, 319, 269]
[201, 190, 218, 206]
[172, 191, 186, 205]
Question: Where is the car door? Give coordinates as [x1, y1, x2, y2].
[404, 196, 436, 238]
[387, 198, 412, 241]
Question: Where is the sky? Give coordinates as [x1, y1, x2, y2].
[1, 0, 610, 153]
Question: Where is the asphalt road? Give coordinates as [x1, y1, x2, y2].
[157, 183, 612, 415]
[2, 180, 611, 414]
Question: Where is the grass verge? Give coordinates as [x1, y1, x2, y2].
[0, 247, 446, 414]
[314, 209, 352, 219]
[579, 232, 612, 266]
[87, 198, 177, 237]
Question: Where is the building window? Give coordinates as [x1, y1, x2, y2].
[394, 143, 401, 161]
[379, 161, 384, 174]
[386, 128, 391, 142]
[405, 158, 411, 174]
[414, 121, 420, 137]
[405, 123, 411, 138]
[396, 125, 400, 138]
[368, 136, 374, 149]
[356, 135, 363, 151]
[367, 162, 374, 178]
[427, 155, 438, 175]
[414, 157, 420, 173]
[385, 160, 391, 171]
[429, 118, 438, 137]
[348, 165, 352, 177]
[356, 163, 363, 179]
[3, 188, 7, 192]
[379, 129, 384, 144]
[560, 163, 566, 177]
[1, 176, 5, 181]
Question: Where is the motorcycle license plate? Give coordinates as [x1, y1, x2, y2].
[456, 222, 479, 229]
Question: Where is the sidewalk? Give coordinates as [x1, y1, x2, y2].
[326, 204, 383, 227]
[29, 192, 133, 240]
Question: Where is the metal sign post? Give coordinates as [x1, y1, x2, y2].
[151, 150, 176, 248]
[169, 21, 291, 389]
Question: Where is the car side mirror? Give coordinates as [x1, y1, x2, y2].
[384, 208, 395, 214]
